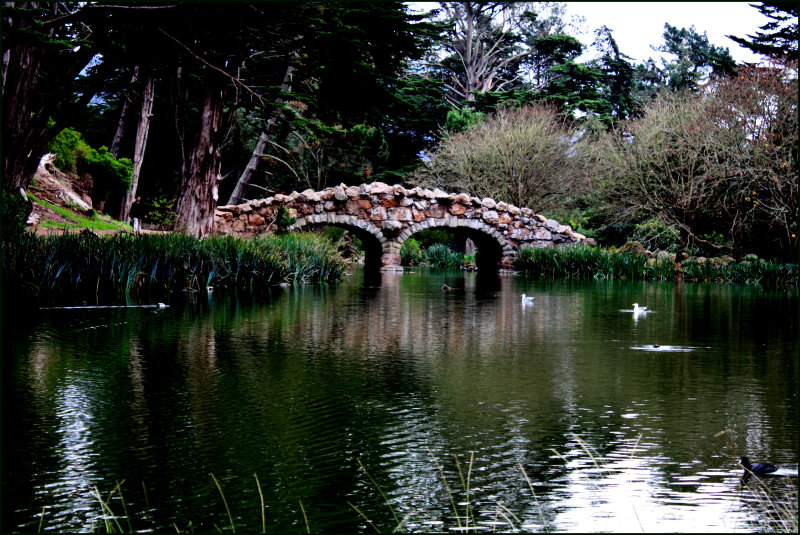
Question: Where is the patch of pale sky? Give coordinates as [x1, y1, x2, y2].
[408, 2, 777, 65]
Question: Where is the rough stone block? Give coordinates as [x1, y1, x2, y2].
[381, 220, 403, 231]
[249, 213, 265, 226]
[426, 204, 445, 218]
[449, 203, 466, 215]
[481, 198, 497, 210]
[389, 206, 413, 221]
[482, 210, 500, 224]
[370, 206, 387, 220]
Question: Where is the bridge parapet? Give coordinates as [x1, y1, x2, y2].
[215, 182, 594, 269]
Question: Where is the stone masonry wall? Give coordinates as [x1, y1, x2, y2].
[215, 182, 595, 268]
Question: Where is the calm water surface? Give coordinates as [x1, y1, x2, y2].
[3, 268, 797, 533]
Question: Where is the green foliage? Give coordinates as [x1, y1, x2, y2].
[632, 219, 680, 253]
[681, 257, 797, 287]
[425, 242, 463, 269]
[1, 231, 348, 304]
[274, 206, 296, 234]
[400, 237, 425, 265]
[414, 229, 456, 249]
[512, 245, 797, 288]
[47, 127, 91, 173]
[1, 188, 30, 241]
[81, 145, 133, 200]
[513, 245, 676, 281]
[47, 128, 133, 203]
[443, 107, 485, 134]
[146, 197, 177, 229]
[727, 2, 798, 58]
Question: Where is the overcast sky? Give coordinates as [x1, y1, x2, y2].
[408, 2, 778, 65]
[565, 2, 774, 64]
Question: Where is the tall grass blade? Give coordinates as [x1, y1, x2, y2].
[347, 501, 380, 533]
[210, 472, 236, 534]
[357, 457, 399, 526]
[299, 500, 310, 534]
[428, 448, 462, 528]
[519, 463, 548, 532]
[254, 473, 266, 533]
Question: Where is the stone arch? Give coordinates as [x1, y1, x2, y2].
[392, 217, 516, 270]
[290, 214, 387, 270]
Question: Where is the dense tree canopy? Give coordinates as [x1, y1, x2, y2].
[2, 1, 797, 258]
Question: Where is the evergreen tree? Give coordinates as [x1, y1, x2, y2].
[655, 23, 737, 92]
[727, 2, 798, 59]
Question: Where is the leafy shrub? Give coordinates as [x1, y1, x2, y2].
[47, 127, 91, 173]
[632, 218, 680, 252]
[48, 128, 133, 203]
[146, 196, 177, 229]
[80, 145, 132, 202]
[425, 242, 463, 268]
[400, 237, 425, 265]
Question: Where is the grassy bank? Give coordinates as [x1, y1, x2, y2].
[1, 230, 348, 306]
[512, 245, 798, 288]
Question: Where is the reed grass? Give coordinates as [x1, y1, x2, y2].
[1, 230, 348, 304]
[513, 245, 797, 287]
[29, 437, 798, 534]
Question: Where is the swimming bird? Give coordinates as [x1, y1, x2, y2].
[521, 294, 535, 304]
[442, 284, 452, 291]
[633, 303, 649, 313]
[739, 456, 777, 476]
[157, 303, 168, 309]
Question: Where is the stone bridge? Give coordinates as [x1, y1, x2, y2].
[215, 182, 594, 270]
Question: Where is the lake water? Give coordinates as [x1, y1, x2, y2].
[3, 267, 797, 533]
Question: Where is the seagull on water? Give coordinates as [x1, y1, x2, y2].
[633, 303, 648, 313]
[157, 303, 168, 309]
[521, 294, 535, 304]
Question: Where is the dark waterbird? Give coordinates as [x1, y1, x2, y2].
[740, 456, 777, 476]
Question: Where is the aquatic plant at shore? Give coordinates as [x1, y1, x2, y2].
[513, 245, 797, 287]
[28, 437, 797, 534]
[1, 230, 348, 305]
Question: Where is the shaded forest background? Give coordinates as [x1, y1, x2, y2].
[2, 1, 797, 259]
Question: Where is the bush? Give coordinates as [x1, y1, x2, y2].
[414, 104, 590, 212]
[47, 128, 133, 204]
[425, 242, 463, 268]
[632, 218, 680, 252]
[80, 145, 132, 202]
[146, 196, 177, 229]
[47, 127, 91, 173]
[400, 237, 425, 265]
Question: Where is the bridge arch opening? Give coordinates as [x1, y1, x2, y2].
[290, 215, 386, 271]
[397, 221, 510, 271]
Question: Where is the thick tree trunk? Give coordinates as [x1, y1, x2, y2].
[2, 3, 95, 191]
[225, 63, 295, 205]
[174, 86, 227, 238]
[110, 66, 140, 158]
[121, 72, 155, 222]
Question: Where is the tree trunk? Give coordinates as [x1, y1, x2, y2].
[174, 86, 227, 238]
[121, 72, 155, 222]
[2, 3, 95, 191]
[225, 63, 295, 205]
[110, 66, 140, 158]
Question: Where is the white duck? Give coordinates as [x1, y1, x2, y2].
[632, 303, 648, 313]
[521, 294, 535, 304]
